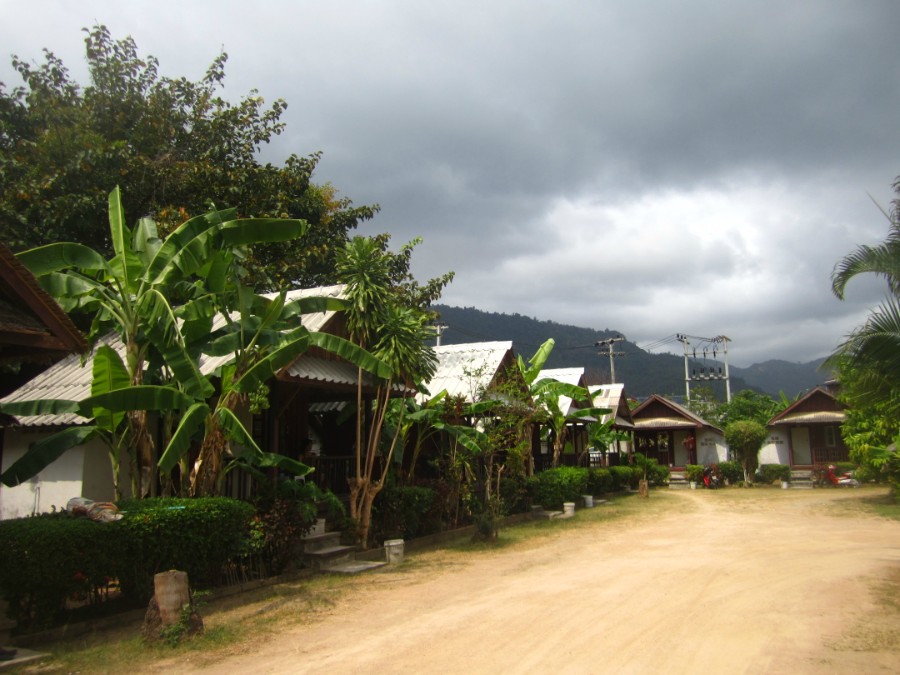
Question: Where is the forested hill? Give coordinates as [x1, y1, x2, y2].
[430, 305, 830, 399]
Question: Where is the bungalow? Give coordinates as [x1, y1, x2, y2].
[760, 385, 848, 468]
[533, 367, 589, 470]
[630, 394, 727, 468]
[417, 341, 518, 405]
[407, 341, 523, 478]
[588, 383, 635, 466]
[0, 285, 377, 518]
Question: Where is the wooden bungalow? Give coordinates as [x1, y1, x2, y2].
[588, 383, 635, 466]
[532, 367, 589, 471]
[0, 285, 389, 517]
[630, 394, 726, 468]
[760, 385, 848, 467]
[407, 341, 522, 478]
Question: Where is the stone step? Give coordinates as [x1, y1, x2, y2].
[322, 560, 388, 575]
[302, 544, 357, 571]
[298, 531, 342, 554]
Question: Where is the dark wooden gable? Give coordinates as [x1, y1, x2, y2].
[0, 243, 87, 364]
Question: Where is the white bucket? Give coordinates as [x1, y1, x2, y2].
[582, 495, 594, 508]
[781, 481, 790, 490]
[384, 539, 405, 564]
[563, 502, 576, 517]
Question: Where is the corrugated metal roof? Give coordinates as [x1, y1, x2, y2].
[284, 355, 368, 387]
[590, 383, 622, 424]
[537, 367, 585, 415]
[770, 411, 846, 425]
[0, 334, 125, 426]
[1, 285, 347, 427]
[633, 416, 698, 429]
[417, 341, 514, 404]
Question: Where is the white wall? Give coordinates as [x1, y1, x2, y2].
[697, 430, 728, 464]
[0, 428, 113, 520]
[759, 428, 791, 466]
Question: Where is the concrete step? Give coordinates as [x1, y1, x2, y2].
[302, 544, 357, 571]
[322, 560, 388, 575]
[531, 509, 563, 520]
[298, 531, 342, 554]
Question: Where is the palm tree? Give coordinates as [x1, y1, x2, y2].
[829, 183, 900, 411]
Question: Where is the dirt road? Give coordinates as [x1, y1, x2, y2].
[173, 488, 900, 674]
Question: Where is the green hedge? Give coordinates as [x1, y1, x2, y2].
[116, 497, 254, 602]
[609, 465, 636, 491]
[756, 464, 792, 483]
[372, 483, 439, 542]
[717, 460, 743, 484]
[586, 468, 613, 496]
[0, 514, 121, 629]
[527, 467, 589, 510]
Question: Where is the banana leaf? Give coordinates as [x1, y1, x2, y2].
[219, 218, 307, 246]
[307, 332, 392, 379]
[91, 345, 130, 433]
[158, 402, 211, 472]
[0, 398, 81, 418]
[17, 242, 109, 276]
[79, 385, 195, 416]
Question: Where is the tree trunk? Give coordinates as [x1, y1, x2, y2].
[190, 424, 226, 497]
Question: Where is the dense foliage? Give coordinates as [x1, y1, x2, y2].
[0, 497, 254, 630]
[829, 176, 900, 498]
[0, 25, 377, 288]
[724, 420, 768, 484]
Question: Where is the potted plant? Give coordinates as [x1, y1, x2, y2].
[685, 464, 704, 489]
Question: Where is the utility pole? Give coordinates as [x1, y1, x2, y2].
[433, 323, 448, 347]
[596, 336, 625, 383]
[676, 333, 732, 403]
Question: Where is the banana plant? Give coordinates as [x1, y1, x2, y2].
[7, 187, 307, 496]
[160, 288, 391, 497]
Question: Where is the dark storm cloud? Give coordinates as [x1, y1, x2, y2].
[2, 0, 899, 366]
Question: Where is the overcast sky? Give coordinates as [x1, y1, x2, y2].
[2, 1, 899, 367]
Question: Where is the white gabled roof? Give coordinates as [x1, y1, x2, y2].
[1, 285, 347, 427]
[537, 367, 585, 416]
[417, 341, 514, 404]
[591, 383, 621, 423]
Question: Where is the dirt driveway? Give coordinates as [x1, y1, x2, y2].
[162, 488, 899, 675]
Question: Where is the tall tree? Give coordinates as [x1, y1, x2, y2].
[337, 236, 442, 547]
[0, 25, 376, 286]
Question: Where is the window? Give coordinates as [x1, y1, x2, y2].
[824, 426, 837, 447]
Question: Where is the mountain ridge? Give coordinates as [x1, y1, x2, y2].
[430, 305, 831, 399]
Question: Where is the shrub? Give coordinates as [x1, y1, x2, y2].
[116, 497, 254, 603]
[586, 468, 613, 496]
[609, 465, 635, 491]
[248, 478, 341, 575]
[685, 464, 705, 483]
[634, 453, 670, 486]
[371, 482, 439, 543]
[527, 467, 589, 510]
[499, 471, 531, 514]
[0, 513, 121, 629]
[718, 460, 743, 484]
[756, 464, 792, 484]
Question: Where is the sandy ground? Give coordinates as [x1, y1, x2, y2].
[156, 488, 899, 674]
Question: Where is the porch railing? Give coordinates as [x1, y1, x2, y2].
[811, 446, 850, 464]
